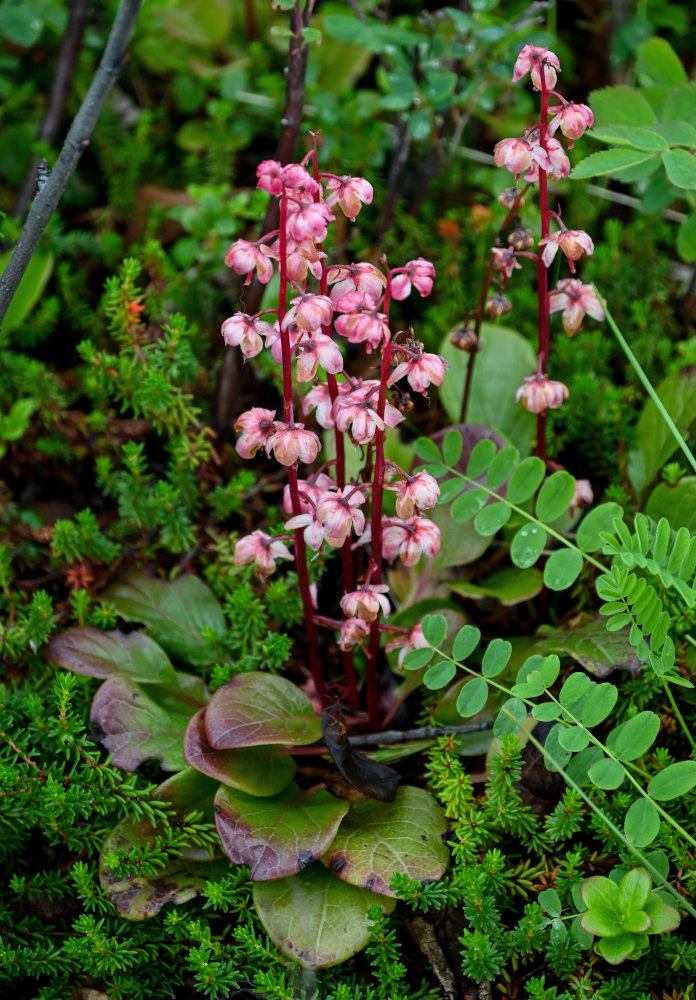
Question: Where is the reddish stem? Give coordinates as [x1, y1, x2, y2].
[278, 190, 325, 702]
[535, 71, 552, 463]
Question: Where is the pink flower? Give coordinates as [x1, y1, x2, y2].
[549, 278, 605, 335]
[513, 44, 561, 90]
[392, 472, 440, 518]
[315, 487, 366, 546]
[288, 202, 335, 242]
[391, 258, 436, 300]
[491, 247, 522, 283]
[256, 160, 284, 195]
[539, 229, 594, 272]
[234, 530, 293, 577]
[284, 511, 325, 551]
[302, 382, 336, 429]
[221, 313, 276, 359]
[340, 584, 391, 622]
[570, 479, 594, 513]
[385, 624, 428, 669]
[265, 422, 320, 466]
[284, 293, 334, 332]
[388, 352, 449, 395]
[338, 617, 371, 652]
[494, 138, 550, 179]
[328, 262, 386, 304]
[548, 103, 594, 146]
[284, 239, 325, 283]
[265, 320, 303, 366]
[282, 164, 320, 200]
[324, 175, 374, 221]
[295, 332, 344, 382]
[283, 473, 336, 515]
[515, 375, 569, 414]
[334, 302, 390, 353]
[332, 381, 404, 444]
[234, 407, 276, 459]
[382, 516, 441, 566]
[224, 239, 278, 285]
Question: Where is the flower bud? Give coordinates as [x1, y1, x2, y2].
[485, 294, 512, 318]
[498, 187, 524, 210]
[515, 375, 569, 414]
[450, 325, 478, 352]
[508, 226, 535, 251]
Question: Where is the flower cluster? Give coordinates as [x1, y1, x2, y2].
[490, 44, 604, 425]
[222, 150, 444, 705]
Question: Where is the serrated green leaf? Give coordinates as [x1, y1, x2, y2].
[590, 85, 657, 127]
[662, 148, 696, 189]
[571, 149, 657, 181]
[636, 37, 687, 87]
[589, 125, 669, 152]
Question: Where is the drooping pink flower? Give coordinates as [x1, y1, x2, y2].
[549, 278, 605, 335]
[221, 313, 276, 359]
[382, 516, 441, 567]
[388, 352, 449, 395]
[391, 471, 440, 518]
[265, 422, 320, 466]
[224, 239, 278, 285]
[256, 160, 284, 195]
[340, 584, 391, 622]
[334, 302, 390, 353]
[284, 293, 334, 332]
[494, 138, 550, 179]
[338, 617, 371, 651]
[284, 511, 325, 551]
[283, 473, 336, 515]
[327, 262, 386, 304]
[513, 44, 561, 90]
[234, 407, 276, 459]
[302, 382, 336, 429]
[515, 375, 569, 414]
[282, 163, 321, 201]
[385, 624, 429, 669]
[283, 238, 325, 283]
[332, 381, 404, 444]
[234, 530, 293, 577]
[539, 229, 594, 272]
[324, 175, 374, 220]
[548, 103, 594, 145]
[491, 247, 523, 283]
[264, 320, 304, 366]
[288, 202, 335, 242]
[295, 332, 344, 382]
[315, 487, 367, 546]
[391, 258, 436, 300]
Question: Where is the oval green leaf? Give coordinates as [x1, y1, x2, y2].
[506, 456, 546, 503]
[536, 471, 577, 523]
[624, 798, 660, 849]
[423, 659, 457, 690]
[647, 760, 696, 801]
[580, 682, 618, 727]
[576, 502, 624, 553]
[588, 756, 626, 790]
[544, 549, 584, 591]
[611, 711, 661, 761]
[474, 501, 511, 536]
[421, 613, 448, 647]
[485, 445, 520, 488]
[456, 676, 489, 717]
[481, 638, 512, 678]
[510, 523, 547, 568]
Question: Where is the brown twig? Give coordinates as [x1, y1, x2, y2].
[0, 0, 143, 331]
[12, 0, 91, 219]
[347, 720, 493, 747]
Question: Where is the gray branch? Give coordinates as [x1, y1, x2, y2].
[347, 721, 493, 747]
[0, 0, 143, 331]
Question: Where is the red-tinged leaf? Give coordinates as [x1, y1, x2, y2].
[322, 704, 400, 802]
[183, 708, 295, 796]
[323, 786, 449, 895]
[214, 783, 349, 880]
[45, 627, 177, 684]
[204, 672, 322, 749]
[90, 672, 207, 772]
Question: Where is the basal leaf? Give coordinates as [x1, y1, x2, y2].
[323, 786, 449, 895]
[104, 573, 225, 666]
[205, 673, 322, 749]
[643, 895, 681, 934]
[183, 708, 296, 796]
[215, 783, 349, 880]
[45, 627, 177, 685]
[253, 864, 395, 969]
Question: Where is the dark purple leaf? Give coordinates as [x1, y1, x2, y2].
[322, 704, 400, 802]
